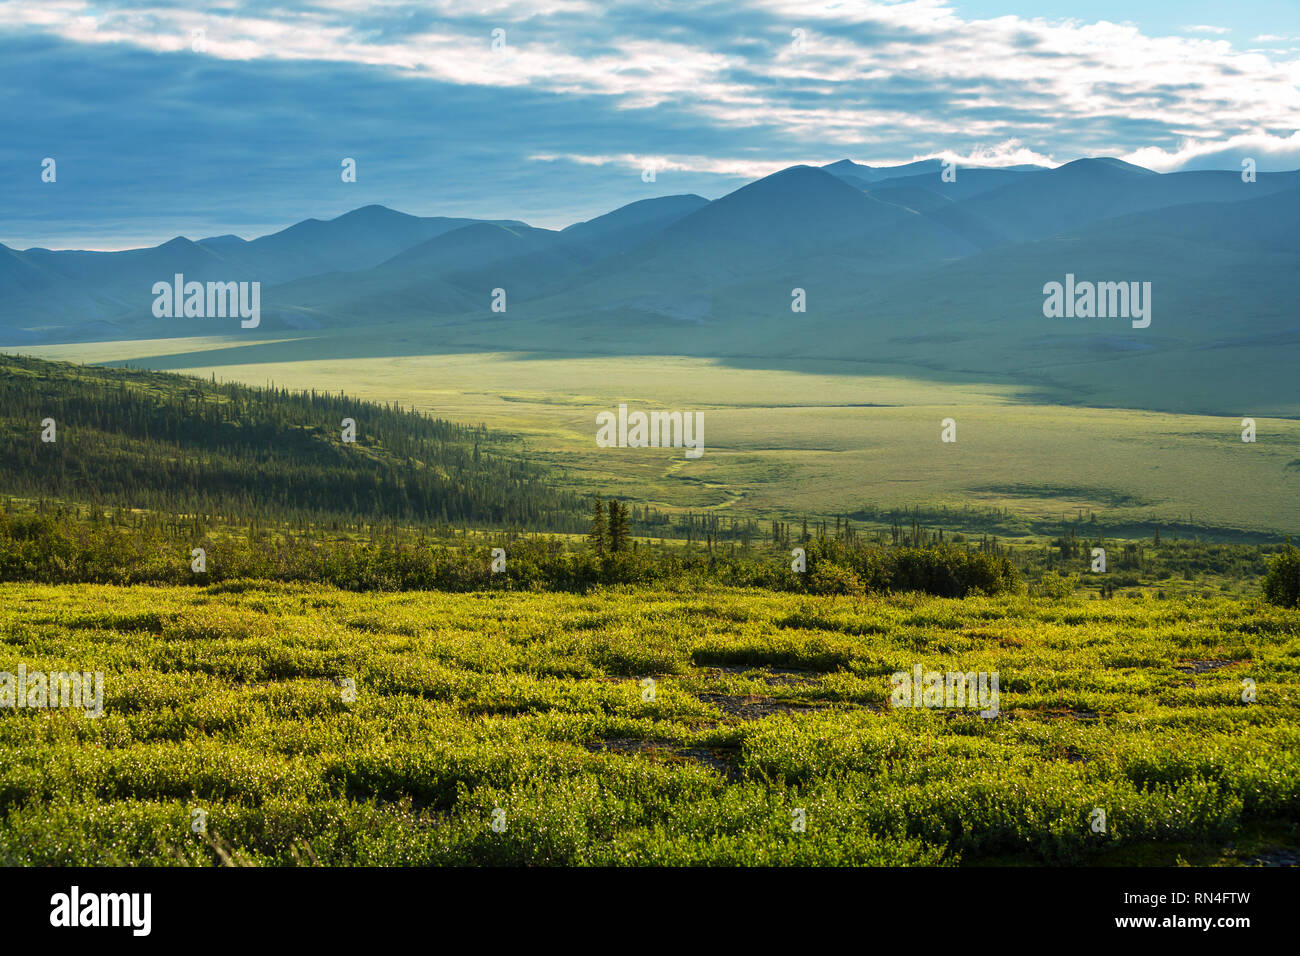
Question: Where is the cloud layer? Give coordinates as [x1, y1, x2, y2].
[2, 0, 1297, 247]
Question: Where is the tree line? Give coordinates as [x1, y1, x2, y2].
[0, 354, 585, 530]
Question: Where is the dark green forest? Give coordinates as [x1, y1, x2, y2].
[0, 354, 583, 530]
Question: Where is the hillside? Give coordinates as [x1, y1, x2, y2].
[0, 354, 582, 529]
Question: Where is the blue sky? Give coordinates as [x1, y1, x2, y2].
[953, 0, 1300, 37]
[2, 0, 1298, 249]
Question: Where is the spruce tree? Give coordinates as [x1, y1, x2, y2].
[589, 494, 607, 554]
[608, 499, 630, 553]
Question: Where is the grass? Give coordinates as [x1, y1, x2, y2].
[2, 581, 1297, 866]
[12, 337, 1298, 538]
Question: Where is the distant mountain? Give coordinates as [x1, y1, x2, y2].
[856, 183, 1300, 344]
[821, 157, 1045, 183]
[1072, 185, 1300, 249]
[824, 157, 1050, 200]
[377, 222, 558, 274]
[4, 237, 238, 330]
[960, 159, 1300, 242]
[863, 185, 1012, 249]
[258, 197, 713, 327]
[561, 194, 708, 246]
[499, 166, 983, 325]
[750, 183, 1300, 414]
[270, 222, 571, 325]
[0, 205, 525, 331]
[862, 167, 1047, 201]
[640, 165, 981, 267]
[824, 158, 940, 182]
[672, 166, 915, 242]
[2, 156, 1297, 415]
[202, 204, 528, 280]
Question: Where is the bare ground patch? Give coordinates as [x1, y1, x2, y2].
[694, 692, 830, 721]
[1175, 659, 1240, 674]
[585, 737, 739, 778]
[701, 664, 822, 687]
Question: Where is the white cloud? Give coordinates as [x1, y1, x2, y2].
[529, 153, 824, 179]
[531, 139, 1059, 177]
[2, 1, 1297, 164]
[1122, 131, 1300, 172]
[922, 141, 1058, 169]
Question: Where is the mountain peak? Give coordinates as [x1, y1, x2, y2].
[665, 163, 922, 245]
[335, 204, 412, 222]
[718, 164, 879, 206]
[1056, 157, 1157, 177]
[749, 164, 845, 190]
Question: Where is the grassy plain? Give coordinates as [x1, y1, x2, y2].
[1, 581, 1297, 866]
[14, 336, 1299, 538]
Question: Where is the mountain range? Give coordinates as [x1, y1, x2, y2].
[3, 157, 1297, 415]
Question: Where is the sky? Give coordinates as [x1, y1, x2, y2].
[2, 0, 1298, 250]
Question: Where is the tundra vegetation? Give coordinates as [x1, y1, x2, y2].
[1, 583, 1296, 866]
[0, 355, 1297, 865]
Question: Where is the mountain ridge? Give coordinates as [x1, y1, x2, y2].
[2, 157, 1297, 417]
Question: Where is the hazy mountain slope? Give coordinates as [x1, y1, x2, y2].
[866, 185, 1012, 249]
[208, 205, 524, 280]
[777, 187, 1300, 413]
[870, 167, 1049, 201]
[665, 165, 946, 245]
[261, 223, 578, 327]
[561, 195, 709, 246]
[823, 158, 941, 182]
[960, 159, 1300, 241]
[507, 166, 984, 324]
[0, 243, 62, 296]
[259, 200, 718, 328]
[0, 205, 525, 334]
[1069, 186, 1300, 249]
[2, 159, 1297, 417]
[374, 222, 560, 274]
[826, 159, 1049, 199]
[466, 181, 1298, 415]
[2, 237, 244, 331]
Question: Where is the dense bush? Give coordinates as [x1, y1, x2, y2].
[1263, 543, 1300, 608]
[1033, 571, 1078, 599]
[802, 539, 1022, 598]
